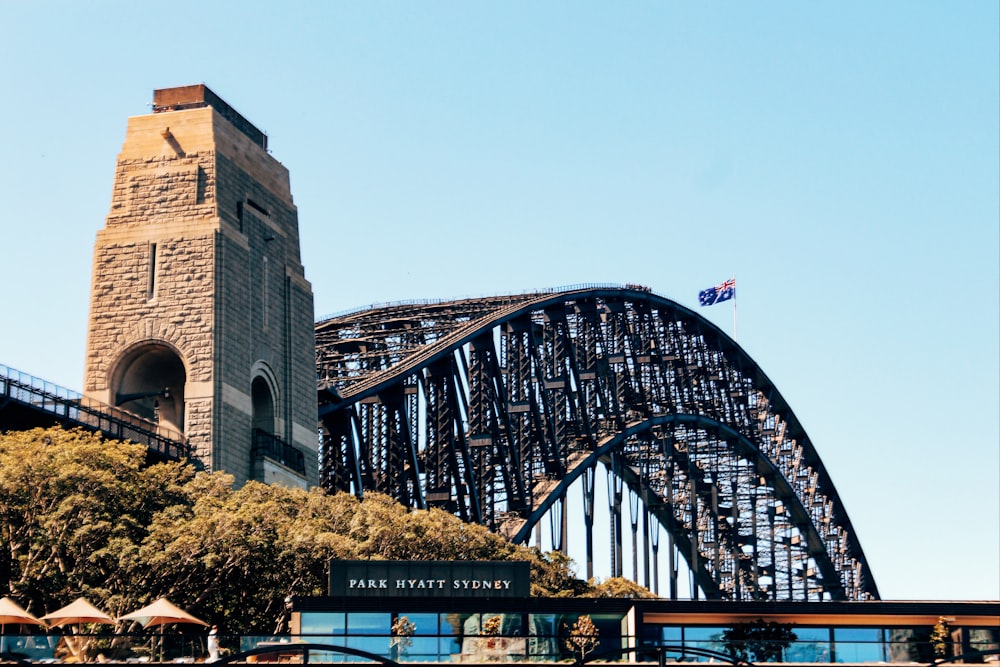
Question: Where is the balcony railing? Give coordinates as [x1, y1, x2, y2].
[252, 428, 306, 475]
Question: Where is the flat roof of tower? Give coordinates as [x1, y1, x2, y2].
[152, 84, 267, 150]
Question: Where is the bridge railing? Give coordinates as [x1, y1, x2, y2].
[316, 282, 651, 322]
[0, 364, 190, 461]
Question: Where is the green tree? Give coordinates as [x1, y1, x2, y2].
[0, 427, 599, 634]
[131, 486, 597, 632]
[584, 576, 657, 599]
[527, 548, 589, 597]
[0, 427, 193, 617]
[132, 479, 361, 633]
[930, 617, 951, 658]
[344, 493, 519, 561]
[564, 614, 600, 661]
[322, 492, 589, 598]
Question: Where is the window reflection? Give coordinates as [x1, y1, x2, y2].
[293, 610, 995, 665]
[300, 611, 345, 636]
[780, 627, 829, 663]
[344, 613, 391, 657]
[834, 628, 885, 663]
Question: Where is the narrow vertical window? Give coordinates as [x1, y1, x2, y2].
[147, 242, 158, 301]
[262, 256, 269, 331]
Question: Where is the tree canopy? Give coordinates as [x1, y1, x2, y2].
[0, 427, 650, 633]
[584, 576, 659, 599]
[0, 427, 194, 619]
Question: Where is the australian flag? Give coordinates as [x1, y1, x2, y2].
[698, 278, 736, 306]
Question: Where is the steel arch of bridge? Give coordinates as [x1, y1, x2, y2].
[315, 285, 878, 602]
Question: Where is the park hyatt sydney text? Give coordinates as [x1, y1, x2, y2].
[348, 578, 514, 591]
[329, 560, 530, 598]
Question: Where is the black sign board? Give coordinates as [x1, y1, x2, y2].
[329, 560, 531, 598]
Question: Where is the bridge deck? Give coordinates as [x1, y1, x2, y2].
[0, 364, 189, 462]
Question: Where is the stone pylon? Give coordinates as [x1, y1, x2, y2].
[83, 85, 318, 487]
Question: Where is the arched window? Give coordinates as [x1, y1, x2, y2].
[112, 343, 186, 434]
[252, 375, 276, 435]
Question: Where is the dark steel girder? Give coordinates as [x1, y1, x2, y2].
[500, 414, 849, 601]
[316, 285, 879, 601]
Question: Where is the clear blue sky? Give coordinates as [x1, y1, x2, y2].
[1, 1, 997, 601]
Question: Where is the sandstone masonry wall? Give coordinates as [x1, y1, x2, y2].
[84, 97, 317, 486]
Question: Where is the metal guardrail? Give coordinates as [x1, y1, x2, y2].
[0, 364, 190, 461]
[316, 283, 652, 322]
[2, 633, 991, 666]
[252, 428, 306, 474]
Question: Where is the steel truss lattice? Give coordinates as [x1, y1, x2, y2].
[316, 286, 879, 601]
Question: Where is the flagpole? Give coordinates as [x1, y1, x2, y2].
[732, 276, 738, 342]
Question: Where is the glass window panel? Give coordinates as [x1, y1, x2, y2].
[833, 627, 885, 664]
[638, 624, 660, 647]
[834, 628, 882, 642]
[685, 627, 726, 641]
[683, 627, 726, 661]
[528, 615, 560, 659]
[300, 612, 346, 636]
[783, 626, 832, 662]
[440, 635, 461, 658]
[242, 636, 287, 653]
[834, 628, 885, 664]
[835, 641, 886, 663]
[346, 634, 391, 656]
[528, 636, 560, 661]
[506, 635, 529, 660]
[499, 612, 524, 636]
[396, 613, 438, 636]
[7, 636, 56, 662]
[559, 613, 624, 658]
[786, 639, 832, 662]
[441, 612, 467, 637]
[400, 636, 439, 660]
[968, 627, 999, 651]
[887, 628, 932, 663]
[307, 650, 349, 663]
[459, 613, 482, 635]
[528, 613, 556, 636]
[347, 612, 392, 635]
[447, 613, 529, 662]
[641, 624, 680, 648]
[795, 627, 832, 641]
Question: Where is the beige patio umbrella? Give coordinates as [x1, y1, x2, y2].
[41, 597, 114, 628]
[0, 597, 46, 655]
[117, 598, 207, 629]
[118, 598, 208, 662]
[42, 598, 114, 662]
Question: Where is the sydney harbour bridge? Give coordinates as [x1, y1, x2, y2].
[314, 284, 879, 604]
[0, 283, 879, 604]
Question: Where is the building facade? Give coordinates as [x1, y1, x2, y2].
[286, 561, 999, 665]
[83, 85, 318, 487]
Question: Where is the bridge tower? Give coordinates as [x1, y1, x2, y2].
[83, 84, 318, 487]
